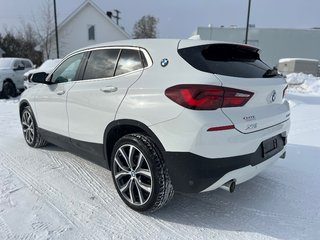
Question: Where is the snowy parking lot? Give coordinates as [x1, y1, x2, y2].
[0, 74, 320, 240]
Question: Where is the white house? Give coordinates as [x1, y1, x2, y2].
[47, 0, 130, 59]
[194, 26, 320, 67]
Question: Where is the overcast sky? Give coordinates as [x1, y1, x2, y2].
[0, 0, 319, 38]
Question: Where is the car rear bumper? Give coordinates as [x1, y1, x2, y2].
[164, 134, 287, 193]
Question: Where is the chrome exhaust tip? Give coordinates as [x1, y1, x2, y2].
[220, 180, 236, 193]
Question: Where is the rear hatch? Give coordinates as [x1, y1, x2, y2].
[178, 41, 290, 133]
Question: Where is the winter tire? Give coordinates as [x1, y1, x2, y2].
[111, 134, 174, 212]
[21, 106, 48, 148]
[2, 81, 17, 98]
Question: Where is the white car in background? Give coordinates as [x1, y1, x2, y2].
[24, 59, 62, 88]
[19, 39, 290, 212]
[0, 58, 33, 98]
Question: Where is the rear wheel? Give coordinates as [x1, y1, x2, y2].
[1, 81, 17, 98]
[21, 106, 47, 148]
[111, 134, 174, 212]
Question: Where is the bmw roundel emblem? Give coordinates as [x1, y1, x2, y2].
[161, 58, 169, 67]
[268, 90, 277, 103]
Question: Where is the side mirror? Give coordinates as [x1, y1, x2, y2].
[30, 72, 49, 84]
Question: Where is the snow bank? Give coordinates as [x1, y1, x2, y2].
[286, 72, 320, 95]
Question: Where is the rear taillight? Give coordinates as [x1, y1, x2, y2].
[165, 84, 253, 110]
[283, 85, 288, 98]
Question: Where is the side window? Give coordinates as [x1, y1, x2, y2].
[22, 60, 32, 68]
[140, 51, 148, 68]
[83, 49, 119, 80]
[115, 49, 143, 76]
[51, 53, 84, 83]
[13, 60, 21, 68]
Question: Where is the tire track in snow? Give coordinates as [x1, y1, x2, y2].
[0, 143, 174, 239]
[0, 216, 14, 240]
[41, 149, 143, 236]
[1, 142, 199, 239]
[0, 149, 83, 238]
[38, 145, 190, 239]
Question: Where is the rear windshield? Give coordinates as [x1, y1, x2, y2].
[178, 44, 278, 78]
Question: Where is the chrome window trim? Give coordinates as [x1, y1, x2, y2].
[61, 46, 153, 82]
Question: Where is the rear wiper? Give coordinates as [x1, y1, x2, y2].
[263, 67, 280, 78]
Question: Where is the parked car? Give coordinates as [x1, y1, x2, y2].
[24, 59, 62, 88]
[0, 58, 34, 98]
[19, 39, 290, 212]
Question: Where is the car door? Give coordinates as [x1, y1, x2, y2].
[67, 48, 145, 144]
[12, 60, 26, 89]
[34, 53, 85, 136]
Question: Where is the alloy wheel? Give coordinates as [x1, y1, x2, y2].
[113, 144, 153, 206]
[21, 110, 35, 145]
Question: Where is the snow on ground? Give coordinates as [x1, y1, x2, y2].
[0, 74, 320, 240]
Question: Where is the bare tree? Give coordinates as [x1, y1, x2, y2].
[132, 15, 159, 39]
[33, 0, 55, 59]
[17, 23, 42, 65]
[18, 22, 38, 46]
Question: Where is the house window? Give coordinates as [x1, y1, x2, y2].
[88, 25, 95, 40]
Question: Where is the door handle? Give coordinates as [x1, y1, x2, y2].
[100, 86, 118, 93]
[56, 90, 66, 95]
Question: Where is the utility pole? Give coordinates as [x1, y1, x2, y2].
[245, 0, 252, 44]
[53, 0, 59, 58]
[113, 9, 121, 25]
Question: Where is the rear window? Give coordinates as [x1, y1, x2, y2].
[178, 44, 277, 78]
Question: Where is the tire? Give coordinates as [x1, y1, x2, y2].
[21, 106, 48, 148]
[2, 81, 17, 98]
[111, 134, 174, 212]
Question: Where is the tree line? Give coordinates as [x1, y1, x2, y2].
[0, 27, 42, 66]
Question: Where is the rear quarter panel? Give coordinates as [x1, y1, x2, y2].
[116, 40, 222, 126]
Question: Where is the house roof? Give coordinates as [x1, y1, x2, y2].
[57, 0, 130, 38]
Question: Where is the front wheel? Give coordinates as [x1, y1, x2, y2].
[1, 81, 17, 98]
[21, 106, 48, 148]
[111, 134, 174, 212]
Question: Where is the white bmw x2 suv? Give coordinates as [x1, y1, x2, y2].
[19, 39, 290, 212]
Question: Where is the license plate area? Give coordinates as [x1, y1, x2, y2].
[262, 135, 283, 159]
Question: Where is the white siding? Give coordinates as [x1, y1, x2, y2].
[49, 3, 129, 59]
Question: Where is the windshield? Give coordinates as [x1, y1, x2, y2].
[39, 59, 62, 70]
[0, 59, 13, 68]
